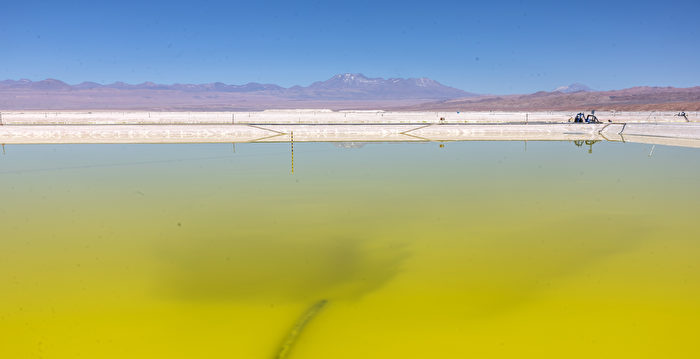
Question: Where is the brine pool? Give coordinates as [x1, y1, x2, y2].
[1, 141, 699, 358]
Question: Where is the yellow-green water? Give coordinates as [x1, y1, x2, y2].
[1, 141, 699, 358]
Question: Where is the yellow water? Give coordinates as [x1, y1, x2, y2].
[1, 141, 699, 358]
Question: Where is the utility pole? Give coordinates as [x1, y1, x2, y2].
[290, 131, 294, 175]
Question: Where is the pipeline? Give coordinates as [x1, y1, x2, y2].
[274, 299, 328, 359]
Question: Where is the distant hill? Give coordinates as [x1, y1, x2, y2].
[402, 86, 700, 112]
[291, 73, 475, 100]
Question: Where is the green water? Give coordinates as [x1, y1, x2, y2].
[1, 141, 699, 358]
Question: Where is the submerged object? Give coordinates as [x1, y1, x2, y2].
[275, 300, 328, 359]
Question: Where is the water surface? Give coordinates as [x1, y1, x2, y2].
[1, 141, 699, 358]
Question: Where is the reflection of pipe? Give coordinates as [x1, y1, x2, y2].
[597, 123, 613, 142]
[618, 123, 627, 143]
[275, 299, 328, 359]
[400, 124, 432, 141]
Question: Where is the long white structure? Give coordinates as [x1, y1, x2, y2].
[0, 110, 697, 125]
[1, 122, 700, 148]
[1, 110, 699, 148]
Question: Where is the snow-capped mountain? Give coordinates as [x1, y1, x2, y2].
[554, 83, 594, 93]
[298, 73, 474, 99]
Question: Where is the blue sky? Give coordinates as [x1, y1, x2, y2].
[2, 0, 698, 94]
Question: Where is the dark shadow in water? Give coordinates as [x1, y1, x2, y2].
[157, 235, 407, 303]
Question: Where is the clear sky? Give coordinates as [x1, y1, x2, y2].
[2, 0, 698, 94]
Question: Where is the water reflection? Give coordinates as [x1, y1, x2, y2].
[573, 139, 599, 153]
[334, 142, 367, 149]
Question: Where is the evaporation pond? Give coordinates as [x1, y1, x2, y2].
[1, 141, 699, 358]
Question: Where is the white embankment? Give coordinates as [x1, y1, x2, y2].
[0, 110, 697, 125]
[0, 110, 699, 147]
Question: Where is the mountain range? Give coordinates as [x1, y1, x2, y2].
[0, 73, 474, 100]
[1, 74, 698, 111]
